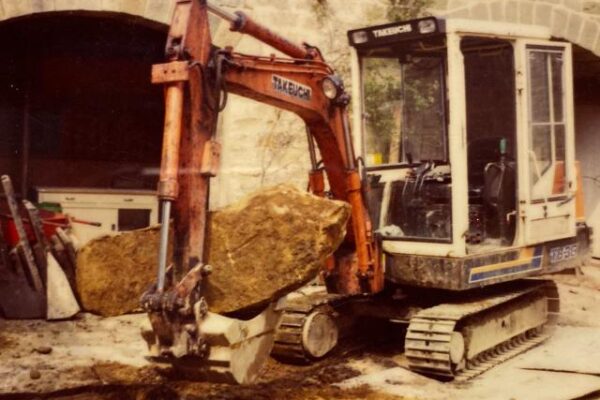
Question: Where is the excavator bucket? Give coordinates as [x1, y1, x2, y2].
[141, 265, 284, 384]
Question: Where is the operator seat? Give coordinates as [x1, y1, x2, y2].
[482, 152, 516, 246]
[467, 137, 502, 188]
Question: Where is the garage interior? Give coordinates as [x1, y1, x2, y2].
[573, 44, 600, 258]
[0, 13, 166, 198]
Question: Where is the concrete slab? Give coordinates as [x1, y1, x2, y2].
[515, 326, 600, 375]
[341, 364, 600, 400]
[340, 325, 600, 400]
[457, 369, 600, 400]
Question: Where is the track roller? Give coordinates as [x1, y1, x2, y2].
[271, 286, 342, 363]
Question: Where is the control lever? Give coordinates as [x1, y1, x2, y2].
[558, 194, 575, 207]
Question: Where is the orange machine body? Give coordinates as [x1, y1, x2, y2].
[153, 0, 383, 295]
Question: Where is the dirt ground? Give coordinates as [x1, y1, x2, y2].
[1, 262, 599, 400]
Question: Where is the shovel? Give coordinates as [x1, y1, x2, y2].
[0, 175, 45, 318]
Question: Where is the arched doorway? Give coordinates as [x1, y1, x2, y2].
[0, 13, 167, 196]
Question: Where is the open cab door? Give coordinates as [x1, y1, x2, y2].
[515, 40, 576, 245]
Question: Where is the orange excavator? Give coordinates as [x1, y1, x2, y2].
[141, 0, 591, 384]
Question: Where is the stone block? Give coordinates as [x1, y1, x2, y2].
[593, 33, 600, 55]
[4, 0, 55, 16]
[565, 12, 583, 42]
[430, 0, 449, 13]
[144, 0, 174, 24]
[580, 20, 599, 51]
[77, 226, 169, 316]
[102, 0, 146, 16]
[448, 0, 470, 9]
[212, 171, 264, 208]
[218, 0, 243, 7]
[53, 0, 102, 12]
[205, 185, 350, 314]
[446, 7, 470, 18]
[76, 185, 350, 316]
[2, 0, 34, 18]
[505, 0, 519, 23]
[212, 19, 242, 48]
[563, 0, 583, 12]
[551, 7, 569, 37]
[534, 2, 552, 25]
[251, 0, 279, 7]
[240, 0, 254, 10]
[490, 0, 506, 21]
[31, 0, 55, 13]
[519, 1, 534, 24]
[470, 1, 490, 19]
[583, 0, 600, 14]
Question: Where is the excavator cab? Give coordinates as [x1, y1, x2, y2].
[349, 18, 590, 290]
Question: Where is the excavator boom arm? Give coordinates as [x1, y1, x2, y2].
[141, 0, 381, 384]
[154, 0, 382, 294]
[221, 51, 381, 293]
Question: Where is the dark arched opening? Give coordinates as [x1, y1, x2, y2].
[0, 13, 166, 196]
[573, 44, 600, 258]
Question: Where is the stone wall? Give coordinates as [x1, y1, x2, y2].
[0, 0, 390, 207]
[2, 0, 596, 56]
[208, 0, 391, 207]
[1, 0, 600, 214]
[433, 0, 600, 56]
[0, 0, 174, 25]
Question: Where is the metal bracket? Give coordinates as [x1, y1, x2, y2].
[152, 61, 190, 84]
[200, 140, 221, 177]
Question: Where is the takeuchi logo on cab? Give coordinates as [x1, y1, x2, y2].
[372, 24, 412, 38]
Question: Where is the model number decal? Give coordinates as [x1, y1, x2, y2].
[272, 75, 312, 101]
[549, 244, 577, 264]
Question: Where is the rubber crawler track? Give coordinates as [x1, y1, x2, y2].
[405, 279, 559, 380]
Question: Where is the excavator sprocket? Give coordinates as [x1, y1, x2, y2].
[271, 286, 344, 363]
[405, 279, 559, 381]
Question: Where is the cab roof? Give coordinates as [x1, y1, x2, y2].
[348, 16, 551, 49]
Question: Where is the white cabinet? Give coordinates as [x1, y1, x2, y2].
[591, 203, 600, 259]
[37, 187, 158, 246]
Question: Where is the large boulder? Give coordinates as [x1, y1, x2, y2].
[204, 185, 350, 314]
[76, 185, 350, 316]
[76, 226, 169, 317]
